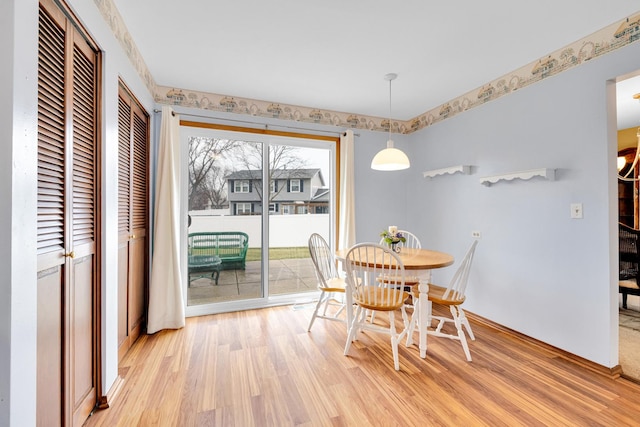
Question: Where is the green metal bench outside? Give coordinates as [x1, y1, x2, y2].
[188, 232, 249, 285]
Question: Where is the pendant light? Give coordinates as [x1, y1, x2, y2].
[618, 93, 640, 181]
[371, 73, 410, 171]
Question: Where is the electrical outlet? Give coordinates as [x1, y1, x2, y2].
[570, 203, 583, 219]
[471, 231, 481, 239]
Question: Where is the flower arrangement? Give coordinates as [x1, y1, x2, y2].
[380, 226, 406, 245]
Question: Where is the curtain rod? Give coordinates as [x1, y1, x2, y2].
[152, 108, 358, 137]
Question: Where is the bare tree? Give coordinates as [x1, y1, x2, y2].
[188, 136, 236, 210]
[203, 163, 230, 209]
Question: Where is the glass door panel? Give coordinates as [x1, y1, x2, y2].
[267, 144, 332, 297]
[186, 135, 263, 306]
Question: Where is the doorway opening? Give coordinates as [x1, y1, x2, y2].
[616, 73, 640, 381]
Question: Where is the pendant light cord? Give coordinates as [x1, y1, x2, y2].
[388, 76, 392, 140]
[384, 73, 397, 146]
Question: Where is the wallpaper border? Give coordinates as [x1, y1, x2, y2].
[94, 1, 640, 135]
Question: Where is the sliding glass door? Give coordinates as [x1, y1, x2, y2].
[267, 144, 332, 297]
[181, 126, 336, 315]
[185, 134, 263, 309]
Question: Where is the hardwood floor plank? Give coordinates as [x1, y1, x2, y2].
[85, 305, 640, 426]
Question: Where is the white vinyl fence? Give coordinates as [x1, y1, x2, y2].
[188, 211, 330, 248]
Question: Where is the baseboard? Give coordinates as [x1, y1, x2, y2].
[622, 372, 640, 384]
[97, 375, 125, 409]
[466, 312, 623, 380]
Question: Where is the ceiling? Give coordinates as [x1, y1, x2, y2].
[112, 0, 640, 128]
[617, 75, 640, 130]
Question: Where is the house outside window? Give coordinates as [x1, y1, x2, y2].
[234, 180, 250, 193]
[236, 202, 252, 215]
[226, 168, 329, 215]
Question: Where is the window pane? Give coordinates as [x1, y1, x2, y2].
[268, 144, 332, 297]
[187, 136, 263, 306]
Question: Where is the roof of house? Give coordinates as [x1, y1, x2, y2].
[312, 188, 330, 202]
[226, 168, 323, 183]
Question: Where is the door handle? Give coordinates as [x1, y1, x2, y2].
[64, 251, 75, 258]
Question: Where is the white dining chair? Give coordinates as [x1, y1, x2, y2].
[307, 233, 347, 332]
[407, 240, 479, 361]
[343, 243, 410, 371]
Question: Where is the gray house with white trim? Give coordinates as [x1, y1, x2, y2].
[226, 168, 329, 215]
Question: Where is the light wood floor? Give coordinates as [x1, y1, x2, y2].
[85, 304, 640, 426]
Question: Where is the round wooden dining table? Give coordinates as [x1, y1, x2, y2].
[336, 247, 454, 358]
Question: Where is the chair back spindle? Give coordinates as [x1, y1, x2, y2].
[309, 233, 339, 289]
[442, 240, 478, 301]
[307, 233, 347, 331]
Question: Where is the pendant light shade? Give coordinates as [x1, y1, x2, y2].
[371, 73, 410, 171]
[371, 139, 410, 170]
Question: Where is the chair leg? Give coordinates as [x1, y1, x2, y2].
[389, 311, 400, 371]
[405, 310, 415, 347]
[405, 305, 418, 347]
[451, 306, 472, 361]
[307, 291, 326, 332]
[457, 308, 475, 340]
[321, 293, 332, 317]
[334, 297, 346, 318]
[622, 291, 628, 309]
[308, 291, 348, 332]
[344, 306, 364, 356]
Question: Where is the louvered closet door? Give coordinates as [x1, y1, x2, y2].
[117, 84, 149, 360]
[37, 0, 100, 425]
[70, 28, 99, 427]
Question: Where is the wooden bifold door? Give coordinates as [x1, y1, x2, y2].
[117, 83, 149, 360]
[36, 0, 101, 425]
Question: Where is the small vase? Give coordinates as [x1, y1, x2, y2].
[391, 243, 401, 253]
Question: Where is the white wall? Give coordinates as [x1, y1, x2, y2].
[397, 43, 640, 367]
[1, 1, 38, 425]
[351, 129, 412, 240]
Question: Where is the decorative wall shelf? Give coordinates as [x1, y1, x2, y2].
[479, 168, 555, 186]
[423, 165, 471, 179]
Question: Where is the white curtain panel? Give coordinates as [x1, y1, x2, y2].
[338, 130, 356, 250]
[147, 106, 185, 334]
